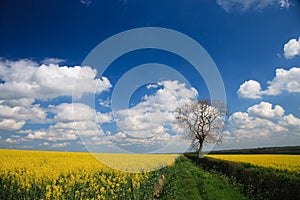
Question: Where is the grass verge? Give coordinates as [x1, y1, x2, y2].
[158, 156, 247, 200]
[186, 153, 300, 200]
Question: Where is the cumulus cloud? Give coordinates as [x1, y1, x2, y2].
[247, 101, 285, 119]
[90, 131, 188, 153]
[54, 121, 97, 131]
[52, 103, 96, 122]
[237, 80, 262, 99]
[226, 101, 300, 142]
[217, 0, 292, 12]
[113, 80, 197, 139]
[80, 80, 198, 153]
[26, 129, 78, 141]
[0, 58, 113, 148]
[228, 111, 287, 140]
[5, 127, 78, 145]
[0, 59, 111, 100]
[52, 102, 112, 125]
[96, 112, 113, 124]
[284, 37, 300, 59]
[0, 119, 26, 130]
[279, 114, 300, 133]
[23, 102, 109, 142]
[5, 137, 20, 144]
[2, 101, 111, 147]
[264, 67, 300, 95]
[50, 142, 70, 148]
[111, 131, 174, 146]
[39, 142, 49, 146]
[238, 67, 300, 98]
[0, 98, 34, 107]
[42, 58, 65, 65]
[0, 98, 48, 124]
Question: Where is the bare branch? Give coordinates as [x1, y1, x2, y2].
[175, 99, 227, 158]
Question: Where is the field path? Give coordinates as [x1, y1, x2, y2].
[153, 174, 165, 199]
[157, 156, 247, 200]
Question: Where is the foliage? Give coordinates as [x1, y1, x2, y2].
[186, 153, 300, 200]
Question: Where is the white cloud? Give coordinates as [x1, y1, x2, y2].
[0, 59, 111, 100]
[23, 102, 108, 142]
[146, 83, 159, 89]
[247, 102, 285, 119]
[51, 102, 111, 129]
[238, 67, 300, 98]
[0, 58, 112, 135]
[264, 67, 300, 95]
[99, 99, 110, 108]
[226, 101, 300, 142]
[114, 106, 170, 138]
[278, 0, 292, 8]
[217, 0, 292, 12]
[279, 114, 300, 134]
[5, 138, 20, 144]
[0, 119, 25, 130]
[81, 80, 196, 153]
[52, 103, 96, 122]
[19, 102, 109, 144]
[104, 132, 192, 153]
[1, 98, 35, 107]
[42, 58, 65, 65]
[11, 135, 21, 138]
[0, 99, 48, 123]
[5, 126, 79, 144]
[52, 121, 104, 136]
[284, 37, 300, 59]
[39, 142, 49, 146]
[54, 121, 97, 131]
[50, 142, 70, 148]
[0, 98, 47, 131]
[113, 80, 197, 138]
[20, 145, 33, 149]
[228, 111, 287, 140]
[27, 129, 78, 141]
[17, 129, 33, 134]
[80, 0, 92, 6]
[237, 80, 262, 99]
[96, 112, 113, 123]
[92, 131, 179, 151]
[144, 80, 198, 110]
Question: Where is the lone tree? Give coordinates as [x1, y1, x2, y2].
[175, 99, 227, 158]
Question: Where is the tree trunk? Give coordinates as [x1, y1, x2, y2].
[198, 143, 204, 158]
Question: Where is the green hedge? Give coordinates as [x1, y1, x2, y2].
[185, 154, 300, 200]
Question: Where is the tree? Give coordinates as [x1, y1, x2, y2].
[175, 99, 227, 158]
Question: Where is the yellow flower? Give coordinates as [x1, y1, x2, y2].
[100, 187, 105, 194]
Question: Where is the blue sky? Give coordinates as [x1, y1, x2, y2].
[0, 0, 300, 153]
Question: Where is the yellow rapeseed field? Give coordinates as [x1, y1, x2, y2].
[0, 149, 178, 199]
[92, 153, 178, 173]
[207, 154, 300, 172]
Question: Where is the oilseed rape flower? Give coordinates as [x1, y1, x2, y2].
[0, 149, 177, 199]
